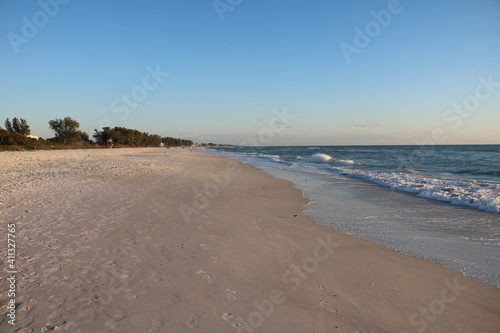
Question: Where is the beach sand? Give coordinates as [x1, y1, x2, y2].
[1, 148, 499, 333]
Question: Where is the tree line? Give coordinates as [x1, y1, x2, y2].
[0, 116, 193, 150]
[93, 126, 193, 147]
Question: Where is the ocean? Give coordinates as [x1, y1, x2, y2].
[202, 145, 500, 287]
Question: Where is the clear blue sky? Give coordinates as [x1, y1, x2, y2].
[1, 0, 499, 145]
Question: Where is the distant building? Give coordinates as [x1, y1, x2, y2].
[25, 135, 39, 140]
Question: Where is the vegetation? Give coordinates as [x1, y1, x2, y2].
[48, 117, 90, 144]
[0, 116, 193, 151]
[93, 127, 193, 147]
[5, 117, 30, 135]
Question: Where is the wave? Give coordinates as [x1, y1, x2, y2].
[341, 170, 500, 214]
[307, 155, 356, 166]
[202, 148, 500, 214]
[333, 159, 356, 166]
[308, 153, 332, 163]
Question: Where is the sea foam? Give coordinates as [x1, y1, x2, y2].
[309, 154, 332, 163]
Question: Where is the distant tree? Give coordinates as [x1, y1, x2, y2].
[0, 127, 9, 143]
[93, 126, 192, 148]
[4, 117, 30, 135]
[4, 119, 13, 133]
[19, 118, 30, 135]
[81, 131, 91, 143]
[48, 117, 83, 144]
[93, 127, 112, 145]
[12, 118, 21, 133]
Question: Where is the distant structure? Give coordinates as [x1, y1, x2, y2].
[106, 139, 113, 149]
[25, 135, 39, 140]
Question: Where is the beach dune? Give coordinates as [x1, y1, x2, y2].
[0, 148, 499, 332]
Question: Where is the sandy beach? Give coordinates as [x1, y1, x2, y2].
[1, 148, 499, 333]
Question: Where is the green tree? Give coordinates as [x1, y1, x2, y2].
[4, 117, 30, 135]
[12, 118, 22, 133]
[48, 117, 83, 144]
[4, 119, 13, 133]
[19, 118, 30, 135]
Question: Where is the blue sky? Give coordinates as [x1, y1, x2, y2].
[1, 0, 499, 145]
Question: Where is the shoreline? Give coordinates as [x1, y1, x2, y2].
[1, 148, 499, 332]
[247, 163, 500, 288]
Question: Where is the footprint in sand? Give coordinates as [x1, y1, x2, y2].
[46, 311, 66, 327]
[20, 298, 36, 314]
[209, 256, 219, 264]
[61, 274, 74, 284]
[208, 235, 215, 240]
[187, 314, 202, 328]
[102, 260, 117, 268]
[106, 320, 119, 330]
[122, 239, 136, 247]
[316, 282, 325, 290]
[320, 301, 337, 313]
[291, 264, 305, 275]
[106, 313, 127, 330]
[197, 226, 204, 230]
[199, 244, 209, 252]
[225, 289, 238, 300]
[222, 313, 244, 328]
[41, 325, 55, 333]
[197, 270, 213, 283]
[47, 295, 65, 309]
[125, 289, 137, 299]
[288, 253, 296, 259]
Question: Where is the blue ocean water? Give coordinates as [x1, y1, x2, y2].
[208, 145, 500, 214]
[202, 145, 500, 287]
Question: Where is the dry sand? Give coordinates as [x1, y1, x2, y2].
[0, 148, 499, 333]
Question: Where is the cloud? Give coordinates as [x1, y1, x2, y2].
[353, 119, 387, 127]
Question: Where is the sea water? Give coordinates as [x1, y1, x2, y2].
[202, 145, 500, 287]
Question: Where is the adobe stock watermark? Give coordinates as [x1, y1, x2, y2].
[339, 0, 403, 64]
[179, 107, 295, 224]
[401, 278, 467, 333]
[7, 0, 72, 54]
[223, 235, 340, 332]
[213, 0, 243, 21]
[402, 74, 499, 166]
[98, 64, 169, 129]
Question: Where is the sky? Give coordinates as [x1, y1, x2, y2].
[1, 0, 499, 145]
